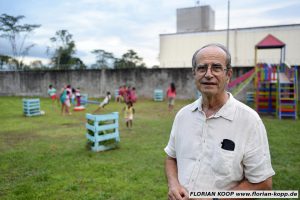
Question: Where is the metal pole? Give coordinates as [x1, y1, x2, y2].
[226, 0, 230, 49]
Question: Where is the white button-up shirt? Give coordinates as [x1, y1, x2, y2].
[164, 93, 275, 191]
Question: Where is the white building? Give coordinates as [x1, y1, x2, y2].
[159, 6, 300, 68]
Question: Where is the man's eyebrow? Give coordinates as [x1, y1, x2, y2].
[197, 63, 222, 66]
[211, 63, 222, 66]
[196, 64, 207, 67]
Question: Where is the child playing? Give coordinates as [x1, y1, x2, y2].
[48, 84, 58, 107]
[75, 87, 81, 106]
[59, 86, 67, 115]
[166, 82, 176, 112]
[93, 91, 111, 113]
[130, 87, 137, 103]
[65, 90, 72, 115]
[71, 88, 76, 105]
[123, 101, 135, 128]
[116, 86, 123, 103]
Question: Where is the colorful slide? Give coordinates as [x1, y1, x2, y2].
[228, 68, 255, 96]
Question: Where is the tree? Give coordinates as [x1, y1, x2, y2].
[30, 60, 43, 69]
[70, 57, 87, 70]
[0, 14, 41, 70]
[114, 49, 146, 69]
[47, 29, 80, 70]
[91, 49, 115, 69]
[0, 54, 20, 70]
[0, 54, 11, 70]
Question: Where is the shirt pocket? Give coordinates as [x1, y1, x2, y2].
[211, 148, 235, 177]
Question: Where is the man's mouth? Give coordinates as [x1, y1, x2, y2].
[201, 82, 216, 85]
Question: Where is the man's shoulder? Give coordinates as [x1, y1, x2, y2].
[176, 99, 199, 117]
[233, 98, 261, 121]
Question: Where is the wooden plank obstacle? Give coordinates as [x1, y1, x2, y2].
[80, 94, 89, 106]
[23, 98, 42, 117]
[85, 112, 120, 152]
[80, 93, 102, 106]
[153, 89, 164, 101]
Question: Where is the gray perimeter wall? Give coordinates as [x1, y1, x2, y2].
[0, 68, 200, 100]
[4, 68, 297, 102]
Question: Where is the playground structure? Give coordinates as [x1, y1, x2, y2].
[80, 94, 101, 106]
[153, 89, 164, 101]
[228, 34, 298, 119]
[255, 63, 298, 119]
[23, 98, 42, 117]
[228, 68, 256, 96]
[254, 34, 298, 119]
[86, 112, 120, 152]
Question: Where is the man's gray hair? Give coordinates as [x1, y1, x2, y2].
[192, 43, 231, 69]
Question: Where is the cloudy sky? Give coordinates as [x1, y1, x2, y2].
[1, 0, 300, 67]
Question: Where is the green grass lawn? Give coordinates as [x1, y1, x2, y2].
[0, 97, 299, 200]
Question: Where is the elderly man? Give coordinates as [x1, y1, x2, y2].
[164, 44, 275, 200]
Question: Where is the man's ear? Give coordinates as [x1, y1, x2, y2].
[226, 68, 233, 83]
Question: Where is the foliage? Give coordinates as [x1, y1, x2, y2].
[115, 49, 146, 69]
[48, 30, 86, 70]
[0, 14, 41, 70]
[1, 97, 298, 199]
[69, 57, 87, 70]
[0, 54, 14, 70]
[91, 49, 115, 69]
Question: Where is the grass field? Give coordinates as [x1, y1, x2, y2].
[0, 96, 299, 200]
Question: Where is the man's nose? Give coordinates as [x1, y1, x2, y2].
[204, 67, 214, 78]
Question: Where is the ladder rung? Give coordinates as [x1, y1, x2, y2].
[280, 98, 295, 100]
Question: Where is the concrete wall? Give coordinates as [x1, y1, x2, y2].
[2, 68, 298, 102]
[0, 68, 199, 99]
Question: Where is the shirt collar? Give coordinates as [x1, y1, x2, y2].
[190, 92, 236, 121]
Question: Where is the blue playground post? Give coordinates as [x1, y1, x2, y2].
[79, 94, 103, 106]
[80, 94, 88, 106]
[23, 98, 41, 117]
[153, 89, 164, 101]
[85, 112, 120, 152]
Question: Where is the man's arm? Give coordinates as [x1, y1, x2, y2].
[165, 156, 189, 200]
[217, 177, 273, 200]
[232, 177, 272, 190]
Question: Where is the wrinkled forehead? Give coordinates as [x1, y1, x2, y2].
[196, 46, 227, 64]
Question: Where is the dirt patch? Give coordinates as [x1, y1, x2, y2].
[0, 130, 42, 149]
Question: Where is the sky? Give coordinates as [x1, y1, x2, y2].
[1, 0, 300, 67]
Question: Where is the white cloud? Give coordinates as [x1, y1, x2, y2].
[21, 56, 50, 66]
[216, 0, 300, 29]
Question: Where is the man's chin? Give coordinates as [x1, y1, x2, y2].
[200, 91, 216, 97]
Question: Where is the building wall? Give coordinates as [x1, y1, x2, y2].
[176, 6, 215, 33]
[159, 24, 300, 68]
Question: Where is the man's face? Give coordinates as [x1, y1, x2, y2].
[193, 46, 232, 98]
